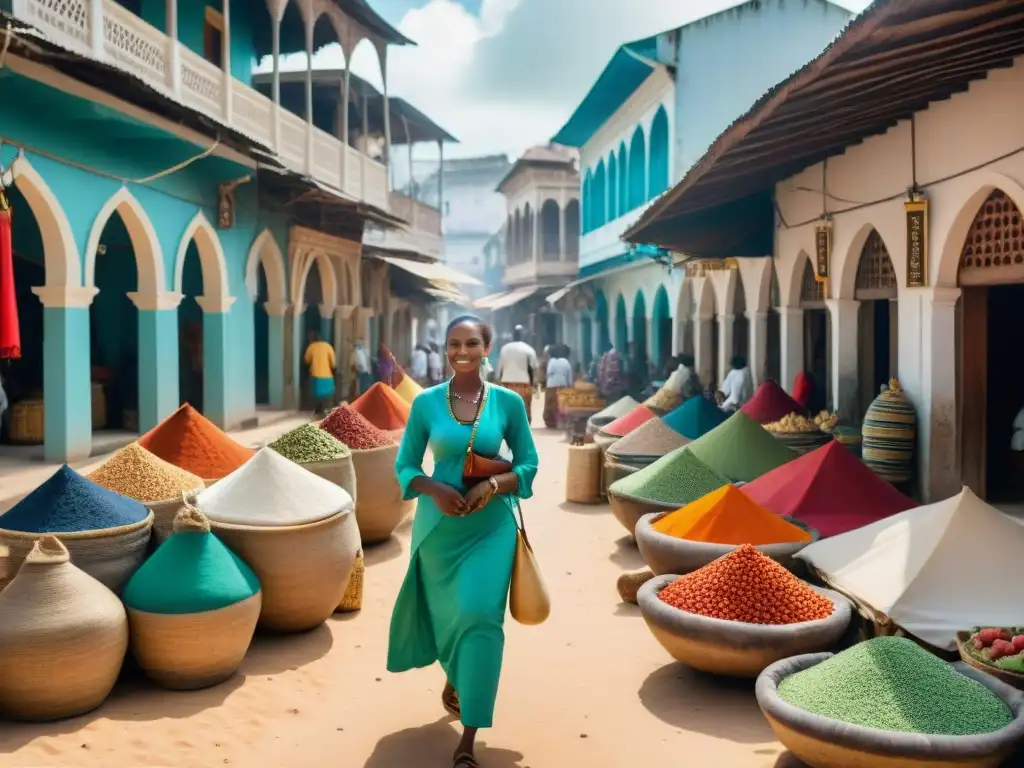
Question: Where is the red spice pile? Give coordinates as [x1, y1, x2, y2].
[602, 405, 656, 438]
[138, 403, 254, 480]
[320, 404, 394, 450]
[741, 381, 807, 424]
[657, 544, 833, 625]
[351, 382, 411, 431]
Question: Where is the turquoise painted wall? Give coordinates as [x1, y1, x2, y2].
[0, 71, 294, 452]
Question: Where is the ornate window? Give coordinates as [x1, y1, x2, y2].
[960, 189, 1024, 285]
[855, 229, 897, 300]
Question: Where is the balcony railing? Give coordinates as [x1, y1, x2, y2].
[13, 0, 389, 211]
[389, 192, 441, 237]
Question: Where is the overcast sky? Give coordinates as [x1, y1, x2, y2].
[263, 0, 872, 166]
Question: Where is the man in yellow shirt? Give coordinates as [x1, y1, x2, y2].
[303, 330, 336, 415]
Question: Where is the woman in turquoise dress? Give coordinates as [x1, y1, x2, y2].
[389, 316, 539, 768]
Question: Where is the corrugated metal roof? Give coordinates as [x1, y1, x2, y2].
[625, 0, 1024, 257]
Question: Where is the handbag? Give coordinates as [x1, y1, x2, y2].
[461, 384, 550, 625]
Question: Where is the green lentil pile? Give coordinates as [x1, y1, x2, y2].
[610, 447, 728, 506]
[269, 423, 351, 463]
[778, 637, 1014, 735]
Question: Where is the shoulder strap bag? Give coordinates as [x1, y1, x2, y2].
[462, 384, 550, 626]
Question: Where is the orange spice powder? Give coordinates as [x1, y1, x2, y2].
[138, 404, 254, 480]
[351, 382, 411, 431]
[652, 485, 811, 546]
[658, 545, 833, 625]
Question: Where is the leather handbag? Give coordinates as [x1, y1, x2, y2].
[461, 384, 550, 625]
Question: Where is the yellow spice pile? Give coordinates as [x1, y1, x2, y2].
[88, 442, 205, 503]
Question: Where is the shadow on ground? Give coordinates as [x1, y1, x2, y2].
[364, 717, 525, 767]
[608, 535, 645, 570]
[241, 624, 335, 675]
[639, 662, 774, 744]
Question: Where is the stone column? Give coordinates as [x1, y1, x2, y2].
[826, 298, 860, 421]
[130, 291, 183, 432]
[778, 306, 804, 395]
[333, 305, 353, 401]
[747, 310, 769, 388]
[717, 313, 735, 390]
[319, 303, 333, 345]
[693, 314, 714, 387]
[265, 299, 289, 409]
[919, 287, 961, 502]
[32, 286, 96, 462]
[196, 295, 236, 428]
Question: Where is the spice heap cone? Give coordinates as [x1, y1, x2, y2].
[610, 447, 728, 507]
[653, 485, 812, 546]
[321, 404, 394, 450]
[587, 396, 638, 433]
[743, 440, 916, 537]
[269, 424, 350, 463]
[351, 382, 412, 431]
[663, 395, 727, 440]
[1, 464, 149, 533]
[741, 381, 807, 424]
[608, 418, 689, 462]
[684, 411, 797, 483]
[139, 404, 254, 481]
[658, 544, 833, 625]
[393, 375, 423, 404]
[88, 443, 204, 503]
[601, 405, 656, 438]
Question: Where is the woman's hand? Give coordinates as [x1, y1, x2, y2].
[430, 483, 470, 517]
[464, 481, 495, 512]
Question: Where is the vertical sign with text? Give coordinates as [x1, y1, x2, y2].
[814, 223, 832, 284]
[905, 198, 928, 288]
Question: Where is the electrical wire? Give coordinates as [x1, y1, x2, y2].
[778, 141, 1024, 230]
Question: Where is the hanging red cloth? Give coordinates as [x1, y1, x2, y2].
[0, 192, 20, 360]
[792, 370, 813, 410]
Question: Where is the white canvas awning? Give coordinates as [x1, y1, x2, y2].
[488, 285, 541, 310]
[375, 254, 481, 285]
[796, 487, 1024, 651]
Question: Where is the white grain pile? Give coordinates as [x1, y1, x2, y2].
[589, 396, 639, 427]
[197, 448, 353, 527]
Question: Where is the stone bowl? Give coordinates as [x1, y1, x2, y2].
[607, 490, 678, 538]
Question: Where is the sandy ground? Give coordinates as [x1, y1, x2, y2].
[0, 407, 806, 768]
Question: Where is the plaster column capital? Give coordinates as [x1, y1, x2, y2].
[746, 310, 770, 321]
[128, 291, 184, 311]
[195, 295, 237, 314]
[717, 312, 736, 323]
[318, 302, 336, 320]
[825, 297, 860, 312]
[335, 304, 356, 320]
[264, 299, 290, 317]
[777, 305, 804, 319]
[32, 285, 99, 309]
[930, 286, 962, 308]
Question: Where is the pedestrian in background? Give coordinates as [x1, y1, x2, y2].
[303, 329, 335, 416]
[411, 344, 429, 386]
[497, 325, 538, 424]
[428, 342, 444, 386]
[352, 338, 373, 396]
[543, 344, 572, 429]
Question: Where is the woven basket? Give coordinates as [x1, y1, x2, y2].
[299, 455, 357, 505]
[638, 575, 851, 677]
[210, 509, 360, 633]
[337, 549, 364, 612]
[8, 399, 44, 445]
[350, 443, 412, 544]
[862, 378, 917, 484]
[0, 512, 154, 595]
[129, 593, 262, 690]
[956, 631, 1024, 691]
[769, 429, 833, 456]
[565, 444, 601, 504]
[150, 488, 205, 545]
[635, 511, 819, 576]
[0, 537, 128, 721]
[607, 490, 677, 537]
[757, 653, 1024, 768]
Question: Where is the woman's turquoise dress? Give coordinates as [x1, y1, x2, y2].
[388, 382, 538, 728]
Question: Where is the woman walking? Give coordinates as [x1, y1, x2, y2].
[388, 315, 539, 767]
[543, 344, 573, 429]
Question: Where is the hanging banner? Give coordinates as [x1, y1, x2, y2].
[814, 222, 832, 283]
[905, 198, 928, 288]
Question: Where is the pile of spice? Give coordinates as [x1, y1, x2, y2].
[652, 485, 812, 546]
[199, 448, 353, 528]
[663, 395, 727, 440]
[269, 423, 350, 464]
[741, 381, 807, 424]
[658, 544, 833, 624]
[320, 404, 394, 450]
[600, 405, 656, 438]
[778, 636, 1014, 735]
[88, 443, 204, 503]
[610, 447, 728, 506]
[744, 441, 916, 537]
[351, 382, 412, 431]
[139, 404, 254, 480]
[685, 411, 797, 483]
[607, 418, 688, 462]
[588, 396, 639, 433]
[0, 465, 149, 533]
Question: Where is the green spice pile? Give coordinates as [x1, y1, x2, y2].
[609, 447, 728, 506]
[269, 424, 351, 463]
[778, 637, 1013, 735]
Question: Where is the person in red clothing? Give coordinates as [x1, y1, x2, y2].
[793, 370, 814, 410]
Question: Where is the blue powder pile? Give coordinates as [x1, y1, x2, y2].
[0, 465, 150, 533]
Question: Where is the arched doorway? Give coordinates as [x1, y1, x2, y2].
[178, 241, 206, 413]
[958, 189, 1024, 502]
[766, 268, 781, 383]
[855, 229, 898, 417]
[631, 291, 649, 396]
[580, 315, 593, 368]
[732, 270, 749, 364]
[614, 294, 628, 355]
[800, 258, 829, 411]
[651, 285, 672, 373]
[595, 289, 611, 353]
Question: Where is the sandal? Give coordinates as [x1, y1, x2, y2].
[442, 683, 461, 718]
[453, 753, 479, 767]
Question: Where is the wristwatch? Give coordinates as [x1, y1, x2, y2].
[488, 477, 500, 493]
